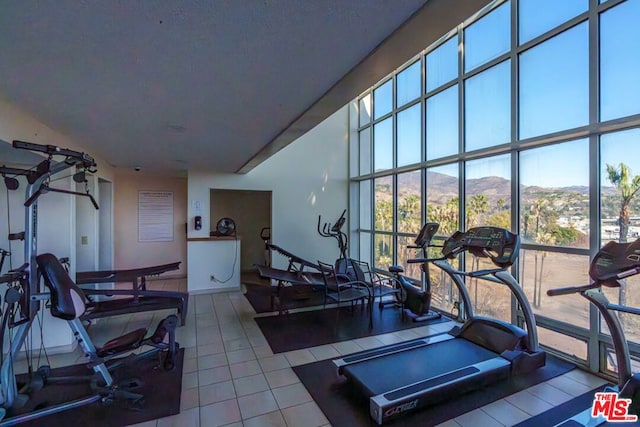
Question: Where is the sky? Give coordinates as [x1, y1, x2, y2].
[362, 0, 640, 189]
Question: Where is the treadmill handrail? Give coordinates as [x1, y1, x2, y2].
[584, 288, 632, 389]
[431, 260, 540, 352]
[493, 270, 539, 352]
[549, 278, 633, 389]
[432, 259, 474, 320]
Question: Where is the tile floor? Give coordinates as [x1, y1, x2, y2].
[29, 279, 610, 426]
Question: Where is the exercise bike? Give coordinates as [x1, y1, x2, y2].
[389, 222, 441, 322]
[547, 239, 640, 426]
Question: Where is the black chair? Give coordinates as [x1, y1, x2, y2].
[318, 260, 373, 328]
[347, 259, 404, 311]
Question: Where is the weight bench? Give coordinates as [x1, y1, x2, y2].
[74, 262, 188, 325]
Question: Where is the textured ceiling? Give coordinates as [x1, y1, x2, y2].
[0, 0, 490, 175]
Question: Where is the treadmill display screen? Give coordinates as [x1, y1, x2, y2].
[442, 226, 520, 268]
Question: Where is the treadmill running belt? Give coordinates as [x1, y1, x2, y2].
[342, 337, 499, 397]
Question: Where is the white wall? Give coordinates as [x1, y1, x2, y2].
[113, 171, 187, 278]
[188, 106, 350, 291]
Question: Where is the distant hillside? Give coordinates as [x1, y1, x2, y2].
[379, 170, 622, 210]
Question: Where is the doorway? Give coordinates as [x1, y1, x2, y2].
[209, 189, 271, 272]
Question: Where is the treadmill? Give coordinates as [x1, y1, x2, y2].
[333, 226, 546, 424]
[546, 239, 640, 426]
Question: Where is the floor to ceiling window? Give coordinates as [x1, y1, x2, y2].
[350, 0, 640, 375]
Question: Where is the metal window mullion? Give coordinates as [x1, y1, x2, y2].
[510, 0, 520, 327]
[393, 174, 398, 265]
[457, 20, 466, 272]
[519, 243, 591, 256]
[458, 24, 465, 158]
[392, 70, 398, 266]
[516, 12, 589, 56]
[588, 0, 602, 374]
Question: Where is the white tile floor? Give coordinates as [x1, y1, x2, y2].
[25, 279, 610, 427]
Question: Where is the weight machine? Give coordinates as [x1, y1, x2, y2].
[0, 141, 178, 423]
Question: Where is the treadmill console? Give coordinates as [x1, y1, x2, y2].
[590, 238, 640, 283]
[414, 222, 439, 248]
[442, 226, 520, 268]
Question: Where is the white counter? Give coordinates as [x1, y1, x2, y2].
[187, 237, 241, 292]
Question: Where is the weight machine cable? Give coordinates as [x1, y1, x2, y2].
[5, 189, 12, 272]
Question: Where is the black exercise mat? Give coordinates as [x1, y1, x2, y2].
[514, 384, 640, 427]
[5, 348, 184, 427]
[244, 282, 325, 313]
[293, 353, 575, 426]
[255, 305, 450, 353]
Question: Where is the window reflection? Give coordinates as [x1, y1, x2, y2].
[397, 170, 422, 234]
[426, 85, 458, 160]
[519, 250, 591, 328]
[397, 235, 422, 280]
[464, 1, 510, 72]
[465, 155, 511, 230]
[375, 176, 393, 232]
[427, 163, 459, 237]
[465, 60, 510, 151]
[520, 140, 589, 248]
[602, 282, 640, 346]
[600, 0, 640, 121]
[519, 0, 587, 44]
[374, 80, 393, 119]
[464, 255, 511, 323]
[397, 104, 422, 167]
[426, 36, 458, 92]
[359, 128, 371, 175]
[359, 93, 371, 126]
[360, 180, 371, 230]
[374, 118, 393, 171]
[538, 326, 587, 362]
[374, 234, 393, 270]
[396, 61, 421, 107]
[360, 232, 372, 266]
[519, 23, 588, 139]
[429, 253, 461, 315]
[600, 129, 640, 246]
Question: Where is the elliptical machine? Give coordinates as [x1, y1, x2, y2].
[547, 239, 640, 426]
[389, 222, 441, 322]
[317, 209, 353, 277]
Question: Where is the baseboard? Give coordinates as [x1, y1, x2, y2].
[189, 286, 241, 296]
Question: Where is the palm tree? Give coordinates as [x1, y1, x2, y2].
[466, 194, 489, 229]
[606, 163, 640, 244]
[606, 163, 640, 313]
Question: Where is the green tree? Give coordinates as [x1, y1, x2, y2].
[398, 194, 421, 233]
[606, 163, 640, 244]
[466, 194, 489, 229]
[606, 162, 640, 315]
[375, 200, 393, 231]
[428, 197, 459, 237]
[465, 194, 490, 304]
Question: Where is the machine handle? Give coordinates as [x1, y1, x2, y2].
[407, 256, 444, 264]
[547, 283, 600, 296]
[13, 140, 96, 167]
